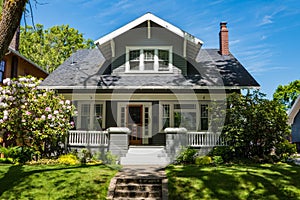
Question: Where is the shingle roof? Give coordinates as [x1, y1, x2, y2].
[40, 48, 259, 89]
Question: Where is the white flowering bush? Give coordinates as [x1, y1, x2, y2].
[0, 76, 75, 159]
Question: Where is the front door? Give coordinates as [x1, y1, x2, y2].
[128, 105, 143, 145]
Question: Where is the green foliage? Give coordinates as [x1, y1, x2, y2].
[209, 146, 233, 162]
[104, 151, 118, 164]
[78, 148, 92, 164]
[273, 80, 300, 109]
[0, 146, 35, 164]
[275, 140, 297, 162]
[195, 156, 212, 166]
[20, 24, 95, 73]
[212, 156, 224, 165]
[0, 157, 14, 164]
[58, 153, 79, 165]
[175, 146, 197, 164]
[0, 76, 76, 158]
[223, 90, 291, 162]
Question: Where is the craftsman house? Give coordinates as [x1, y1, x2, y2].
[288, 95, 300, 152]
[40, 13, 259, 164]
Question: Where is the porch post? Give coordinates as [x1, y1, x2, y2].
[107, 127, 130, 158]
[164, 128, 188, 162]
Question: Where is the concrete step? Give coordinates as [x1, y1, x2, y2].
[116, 178, 162, 185]
[121, 146, 170, 165]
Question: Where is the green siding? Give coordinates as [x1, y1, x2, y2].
[173, 53, 187, 75]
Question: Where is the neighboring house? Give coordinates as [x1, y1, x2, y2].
[40, 13, 259, 164]
[0, 28, 48, 83]
[288, 95, 300, 152]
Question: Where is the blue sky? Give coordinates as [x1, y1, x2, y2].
[23, 0, 300, 98]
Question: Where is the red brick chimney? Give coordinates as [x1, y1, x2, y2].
[9, 26, 20, 51]
[219, 22, 229, 56]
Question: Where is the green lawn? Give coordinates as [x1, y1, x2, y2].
[166, 163, 300, 200]
[0, 164, 118, 200]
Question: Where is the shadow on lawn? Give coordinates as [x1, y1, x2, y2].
[0, 164, 107, 198]
[167, 164, 300, 200]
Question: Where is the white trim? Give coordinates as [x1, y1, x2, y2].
[94, 13, 203, 46]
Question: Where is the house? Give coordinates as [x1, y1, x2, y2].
[288, 95, 300, 152]
[40, 13, 259, 164]
[0, 27, 48, 83]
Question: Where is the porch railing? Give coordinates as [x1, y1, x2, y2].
[187, 132, 227, 147]
[68, 130, 109, 146]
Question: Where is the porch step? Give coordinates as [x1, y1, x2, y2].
[120, 147, 170, 166]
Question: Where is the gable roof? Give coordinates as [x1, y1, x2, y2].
[94, 13, 203, 47]
[288, 95, 300, 124]
[40, 48, 259, 89]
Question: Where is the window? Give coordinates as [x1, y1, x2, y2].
[162, 104, 170, 129]
[174, 104, 197, 131]
[158, 50, 169, 71]
[200, 105, 209, 130]
[76, 102, 105, 130]
[144, 50, 155, 70]
[126, 46, 172, 72]
[0, 60, 5, 83]
[160, 102, 199, 131]
[129, 50, 140, 70]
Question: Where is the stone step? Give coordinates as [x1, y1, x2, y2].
[115, 183, 161, 191]
[112, 197, 161, 200]
[116, 178, 162, 185]
[113, 190, 161, 198]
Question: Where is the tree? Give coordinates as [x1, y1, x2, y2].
[20, 24, 94, 72]
[222, 91, 295, 162]
[0, 76, 75, 160]
[273, 80, 300, 109]
[0, 0, 28, 60]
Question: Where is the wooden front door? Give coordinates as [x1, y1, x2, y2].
[128, 105, 143, 145]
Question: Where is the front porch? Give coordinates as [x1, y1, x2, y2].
[67, 129, 227, 165]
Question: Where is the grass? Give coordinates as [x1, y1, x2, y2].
[0, 164, 119, 200]
[166, 163, 300, 200]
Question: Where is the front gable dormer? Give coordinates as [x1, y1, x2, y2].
[94, 13, 203, 75]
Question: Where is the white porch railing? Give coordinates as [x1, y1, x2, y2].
[68, 130, 109, 146]
[187, 132, 227, 147]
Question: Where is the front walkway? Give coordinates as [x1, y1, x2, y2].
[107, 166, 168, 200]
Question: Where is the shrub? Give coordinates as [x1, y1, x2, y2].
[208, 146, 232, 162]
[195, 156, 212, 166]
[0, 146, 36, 164]
[78, 148, 92, 164]
[175, 146, 197, 164]
[104, 151, 118, 164]
[212, 156, 224, 165]
[58, 154, 79, 165]
[0, 158, 14, 164]
[275, 140, 297, 162]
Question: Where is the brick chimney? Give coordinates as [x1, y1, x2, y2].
[9, 26, 20, 51]
[219, 22, 229, 56]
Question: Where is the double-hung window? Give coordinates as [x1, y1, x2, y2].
[126, 46, 172, 72]
[75, 101, 105, 130]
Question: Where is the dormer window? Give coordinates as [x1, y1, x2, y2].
[126, 46, 172, 73]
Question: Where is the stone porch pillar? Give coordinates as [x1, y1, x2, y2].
[107, 127, 130, 158]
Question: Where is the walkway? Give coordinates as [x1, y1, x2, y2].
[107, 166, 168, 200]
